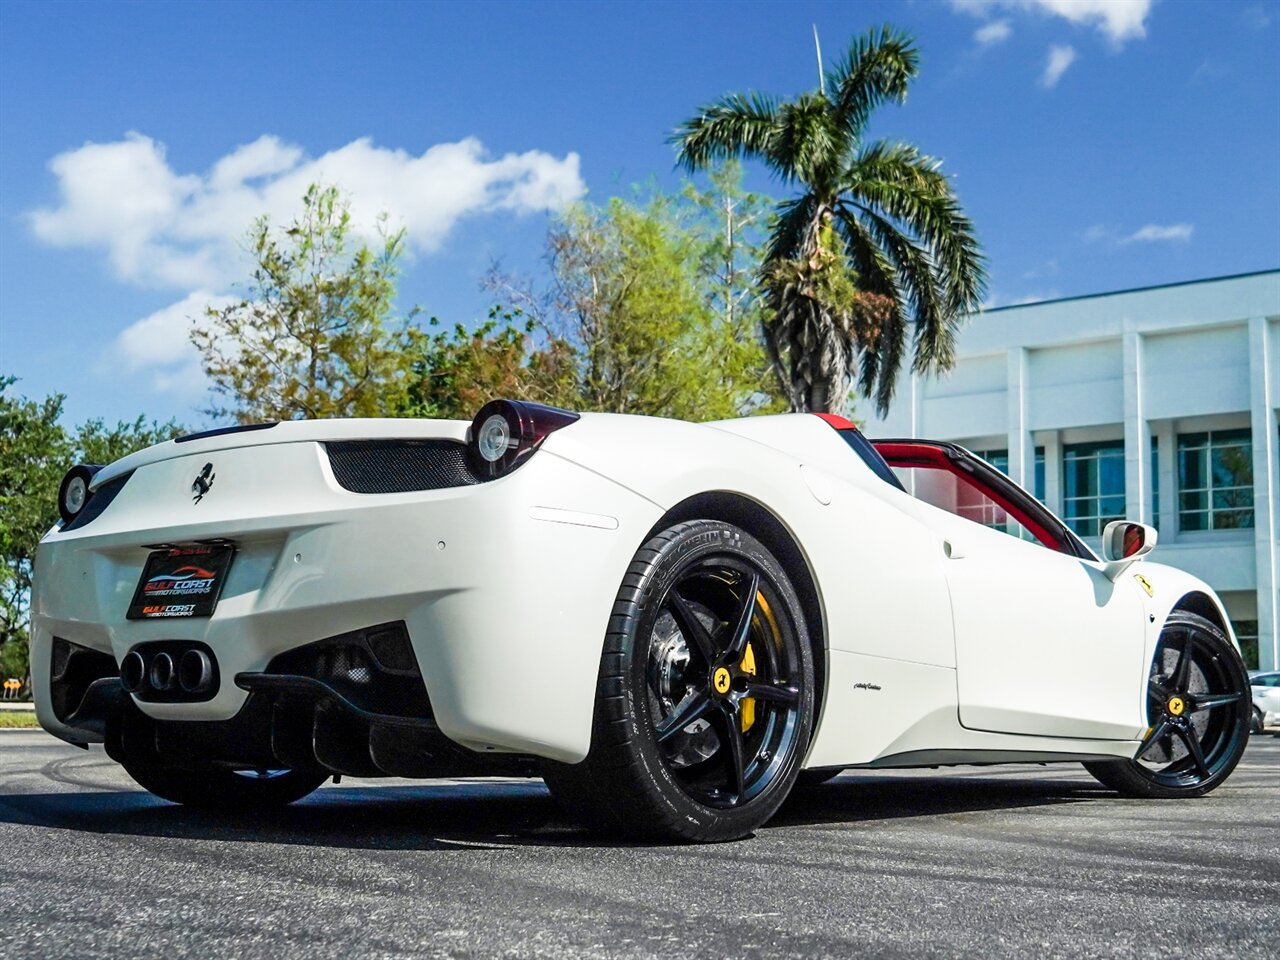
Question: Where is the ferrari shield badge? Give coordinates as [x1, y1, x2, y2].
[1133, 573, 1154, 597]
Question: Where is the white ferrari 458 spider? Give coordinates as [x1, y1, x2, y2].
[32, 401, 1252, 841]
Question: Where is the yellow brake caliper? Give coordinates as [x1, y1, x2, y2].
[739, 590, 778, 733]
[740, 641, 757, 732]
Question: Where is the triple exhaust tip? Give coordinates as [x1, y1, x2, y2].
[120, 648, 214, 695]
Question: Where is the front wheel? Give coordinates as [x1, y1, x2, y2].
[1085, 611, 1250, 798]
[122, 760, 329, 809]
[544, 520, 815, 842]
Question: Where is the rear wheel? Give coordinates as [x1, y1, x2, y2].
[1085, 611, 1250, 798]
[1252, 706, 1265, 735]
[544, 520, 814, 842]
[122, 760, 328, 809]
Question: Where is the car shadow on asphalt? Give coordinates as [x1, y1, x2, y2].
[771, 772, 1108, 829]
[0, 770, 1110, 851]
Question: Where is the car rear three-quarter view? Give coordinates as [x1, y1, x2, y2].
[32, 402, 1254, 843]
[34, 401, 669, 809]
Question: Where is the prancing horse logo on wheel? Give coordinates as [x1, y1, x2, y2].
[192, 463, 216, 504]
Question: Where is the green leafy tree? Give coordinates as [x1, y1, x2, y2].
[76, 415, 186, 467]
[0, 377, 183, 685]
[0, 378, 70, 681]
[682, 160, 773, 336]
[194, 184, 418, 423]
[674, 25, 987, 415]
[400, 307, 578, 420]
[470, 177, 783, 421]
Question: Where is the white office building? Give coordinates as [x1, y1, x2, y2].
[868, 270, 1280, 670]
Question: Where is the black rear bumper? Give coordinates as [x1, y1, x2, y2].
[53, 623, 536, 779]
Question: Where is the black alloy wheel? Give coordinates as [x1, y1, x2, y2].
[1085, 610, 1250, 798]
[543, 520, 814, 842]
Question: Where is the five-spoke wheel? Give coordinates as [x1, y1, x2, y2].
[543, 520, 814, 842]
[1085, 610, 1250, 798]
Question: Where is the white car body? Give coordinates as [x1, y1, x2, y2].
[32, 411, 1237, 773]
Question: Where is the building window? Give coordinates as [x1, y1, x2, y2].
[1151, 438, 1159, 531]
[972, 448, 1008, 475]
[1232, 620, 1259, 670]
[1063, 441, 1125, 537]
[971, 447, 1046, 502]
[1177, 429, 1254, 531]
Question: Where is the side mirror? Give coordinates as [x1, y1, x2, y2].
[1101, 520, 1157, 581]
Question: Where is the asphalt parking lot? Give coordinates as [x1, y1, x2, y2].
[1, 729, 1277, 959]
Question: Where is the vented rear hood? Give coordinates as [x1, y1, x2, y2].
[92, 418, 469, 490]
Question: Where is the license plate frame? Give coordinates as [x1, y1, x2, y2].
[126, 543, 236, 621]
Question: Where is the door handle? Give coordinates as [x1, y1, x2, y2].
[943, 539, 965, 560]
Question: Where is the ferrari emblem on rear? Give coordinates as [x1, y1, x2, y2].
[1133, 573, 1154, 597]
[192, 463, 216, 504]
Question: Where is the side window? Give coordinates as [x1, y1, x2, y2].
[873, 440, 1075, 555]
[892, 464, 1042, 544]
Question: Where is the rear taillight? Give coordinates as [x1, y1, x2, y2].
[57, 464, 103, 524]
[466, 399, 579, 479]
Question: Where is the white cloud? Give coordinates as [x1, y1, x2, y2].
[1021, 258, 1059, 279]
[30, 132, 586, 290]
[1123, 223, 1194, 243]
[1082, 222, 1194, 245]
[974, 19, 1014, 45]
[951, 0, 1153, 45]
[111, 290, 236, 395]
[1041, 44, 1078, 87]
[1242, 4, 1271, 30]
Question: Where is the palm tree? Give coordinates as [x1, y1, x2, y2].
[674, 25, 986, 416]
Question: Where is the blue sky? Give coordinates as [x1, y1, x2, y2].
[1, 0, 1277, 428]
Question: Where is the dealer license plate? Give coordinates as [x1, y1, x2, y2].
[126, 543, 236, 620]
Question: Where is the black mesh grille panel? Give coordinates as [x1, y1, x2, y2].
[267, 621, 431, 719]
[324, 439, 482, 494]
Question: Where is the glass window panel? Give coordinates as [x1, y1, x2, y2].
[1178, 448, 1206, 490]
[1180, 511, 1208, 531]
[1211, 445, 1253, 487]
[1151, 439, 1159, 531]
[1216, 428, 1252, 443]
[1233, 620, 1259, 670]
[1212, 488, 1254, 510]
[1099, 456, 1125, 495]
[1177, 429, 1254, 531]
[1034, 448, 1045, 502]
[1063, 456, 1087, 498]
[1213, 510, 1254, 530]
[1061, 442, 1124, 537]
[1099, 495, 1126, 516]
